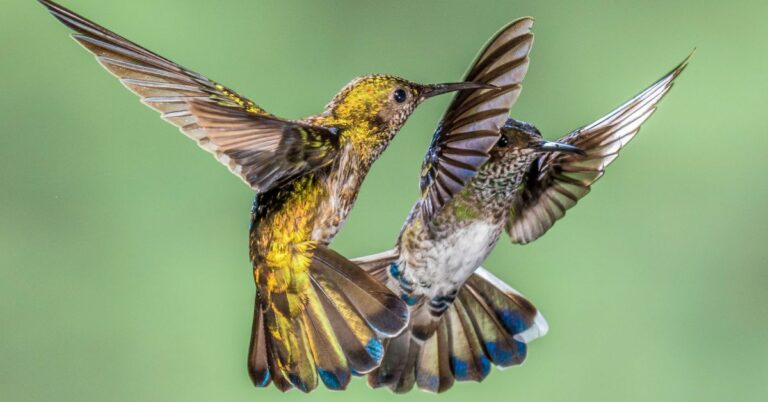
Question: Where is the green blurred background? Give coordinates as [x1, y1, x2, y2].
[2, 0, 767, 401]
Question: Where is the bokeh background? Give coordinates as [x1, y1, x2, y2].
[2, 0, 767, 401]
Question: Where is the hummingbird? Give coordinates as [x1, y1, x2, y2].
[39, 0, 492, 392]
[354, 42, 691, 392]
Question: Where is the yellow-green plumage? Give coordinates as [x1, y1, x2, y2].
[39, 0, 488, 392]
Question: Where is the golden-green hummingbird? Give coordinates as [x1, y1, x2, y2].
[355, 35, 691, 391]
[38, 0, 492, 392]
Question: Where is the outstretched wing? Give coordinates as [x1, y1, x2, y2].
[188, 101, 339, 191]
[419, 17, 535, 220]
[40, 0, 339, 192]
[506, 54, 692, 244]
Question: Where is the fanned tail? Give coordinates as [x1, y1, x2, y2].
[356, 251, 548, 394]
[248, 245, 409, 392]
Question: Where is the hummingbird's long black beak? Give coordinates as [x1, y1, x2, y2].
[420, 82, 497, 99]
[531, 141, 586, 155]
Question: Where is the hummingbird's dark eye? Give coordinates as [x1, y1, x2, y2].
[497, 135, 510, 147]
[393, 89, 407, 103]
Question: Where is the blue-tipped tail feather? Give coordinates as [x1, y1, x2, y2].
[367, 267, 547, 393]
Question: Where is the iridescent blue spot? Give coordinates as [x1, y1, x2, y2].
[498, 310, 528, 334]
[318, 368, 345, 390]
[515, 341, 528, 362]
[256, 370, 270, 387]
[400, 293, 419, 306]
[478, 355, 491, 377]
[389, 263, 401, 278]
[288, 373, 310, 393]
[450, 357, 469, 380]
[484, 341, 513, 365]
[366, 338, 384, 362]
[485, 340, 527, 366]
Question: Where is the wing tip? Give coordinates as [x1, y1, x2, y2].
[664, 48, 695, 84]
[39, 0, 92, 34]
[680, 48, 697, 70]
[509, 15, 535, 30]
[38, 0, 59, 12]
[673, 48, 695, 75]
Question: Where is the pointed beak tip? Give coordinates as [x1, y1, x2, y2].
[420, 81, 497, 99]
[534, 141, 586, 155]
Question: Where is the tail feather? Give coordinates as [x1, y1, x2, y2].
[311, 276, 382, 374]
[359, 258, 547, 393]
[312, 250, 407, 336]
[303, 290, 350, 390]
[248, 245, 409, 392]
[393, 338, 419, 393]
[466, 268, 546, 342]
[247, 300, 270, 387]
[264, 333, 292, 391]
[262, 305, 318, 392]
[367, 327, 411, 388]
[411, 303, 442, 341]
[416, 319, 454, 393]
[459, 283, 527, 366]
[292, 316, 319, 392]
[447, 299, 490, 381]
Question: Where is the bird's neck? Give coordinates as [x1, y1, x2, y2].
[468, 155, 533, 206]
[304, 113, 393, 242]
[310, 141, 376, 243]
[315, 110, 393, 164]
[412, 158, 528, 231]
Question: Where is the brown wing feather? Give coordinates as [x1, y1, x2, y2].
[507, 53, 692, 244]
[40, 0, 339, 192]
[187, 101, 339, 192]
[420, 17, 535, 220]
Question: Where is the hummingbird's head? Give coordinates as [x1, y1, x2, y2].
[327, 75, 490, 159]
[491, 118, 584, 162]
[473, 118, 584, 198]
